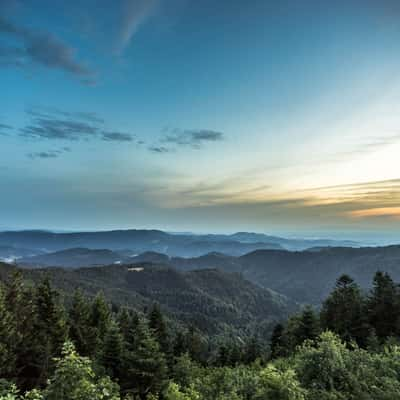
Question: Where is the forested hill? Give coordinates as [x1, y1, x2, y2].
[134, 245, 400, 304]
[0, 261, 295, 338]
[0, 229, 361, 258]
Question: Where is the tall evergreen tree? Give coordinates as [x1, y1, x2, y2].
[4, 271, 36, 390]
[270, 323, 285, 359]
[99, 320, 124, 382]
[0, 284, 16, 378]
[122, 318, 168, 399]
[88, 292, 111, 357]
[320, 274, 368, 345]
[295, 306, 320, 344]
[243, 335, 262, 364]
[30, 277, 68, 387]
[367, 271, 400, 340]
[186, 325, 204, 364]
[68, 290, 91, 356]
[173, 331, 188, 358]
[148, 303, 170, 355]
[116, 307, 131, 341]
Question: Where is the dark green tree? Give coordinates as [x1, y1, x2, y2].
[0, 284, 16, 378]
[295, 306, 320, 344]
[88, 292, 111, 356]
[270, 323, 285, 359]
[243, 335, 261, 364]
[30, 277, 68, 387]
[122, 318, 168, 399]
[99, 320, 124, 382]
[68, 290, 91, 356]
[367, 271, 400, 340]
[148, 304, 170, 355]
[320, 274, 368, 345]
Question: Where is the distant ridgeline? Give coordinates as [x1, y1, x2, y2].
[7, 242, 400, 305]
[1, 262, 400, 399]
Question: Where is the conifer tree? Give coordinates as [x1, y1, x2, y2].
[68, 290, 91, 356]
[0, 284, 16, 378]
[122, 318, 167, 399]
[367, 271, 400, 340]
[116, 307, 131, 341]
[88, 292, 111, 356]
[320, 274, 368, 345]
[99, 320, 124, 381]
[295, 306, 320, 344]
[270, 323, 285, 359]
[148, 303, 170, 355]
[25, 277, 68, 387]
[173, 331, 188, 358]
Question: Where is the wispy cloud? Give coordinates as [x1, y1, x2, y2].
[115, 0, 159, 54]
[148, 145, 171, 154]
[0, 16, 93, 79]
[27, 147, 71, 160]
[0, 123, 13, 135]
[0, 123, 13, 130]
[102, 131, 135, 142]
[21, 118, 99, 140]
[156, 128, 225, 151]
[20, 107, 140, 144]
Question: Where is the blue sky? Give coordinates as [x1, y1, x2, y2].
[1, 0, 400, 237]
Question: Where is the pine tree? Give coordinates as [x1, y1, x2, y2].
[148, 303, 170, 355]
[0, 284, 16, 378]
[216, 344, 230, 366]
[243, 335, 261, 364]
[295, 306, 320, 344]
[173, 331, 188, 358]
[122, 318, 167, 399]
[367, 271, 400, 340]
[186, 325, 204, 363]
[88, 292, 111, 357]
[270, 323, 285, 359]
[116, 307, 131, 341]
[99, 320, 124, 381]
[30, 277, 68, 387]
[68, 290, 91, 356]
[4, 271, 36, 390]
[320, 274, 368, 345]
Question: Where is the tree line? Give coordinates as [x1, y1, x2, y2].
[2, 270, 400, 399]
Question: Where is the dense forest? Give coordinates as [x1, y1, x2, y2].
[1, 269, 400, 399]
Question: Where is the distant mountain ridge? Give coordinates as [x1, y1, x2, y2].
[19, 247, 126, 268]
[0, 229, 361, 258]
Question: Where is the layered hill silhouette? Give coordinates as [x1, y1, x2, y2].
[0, 229, 360, 258]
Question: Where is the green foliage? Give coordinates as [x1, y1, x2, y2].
[43, 341, 119, 400]
[3, 268, 400, 399]
[254, 365, 306, 400]
[320, 275, 369, 346]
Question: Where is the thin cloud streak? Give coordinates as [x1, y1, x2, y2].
[115, 0, 158, 54]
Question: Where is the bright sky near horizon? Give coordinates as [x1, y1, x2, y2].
[1, 0, 400, 237]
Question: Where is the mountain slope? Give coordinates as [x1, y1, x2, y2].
[132, 246, 400, 304]
[0, 261, 295, 337]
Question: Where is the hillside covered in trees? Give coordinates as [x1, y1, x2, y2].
[2, 264, 400, 399]
[0, 261, 295, 340]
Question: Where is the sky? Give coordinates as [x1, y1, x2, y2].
[1, 0, 400, 239]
